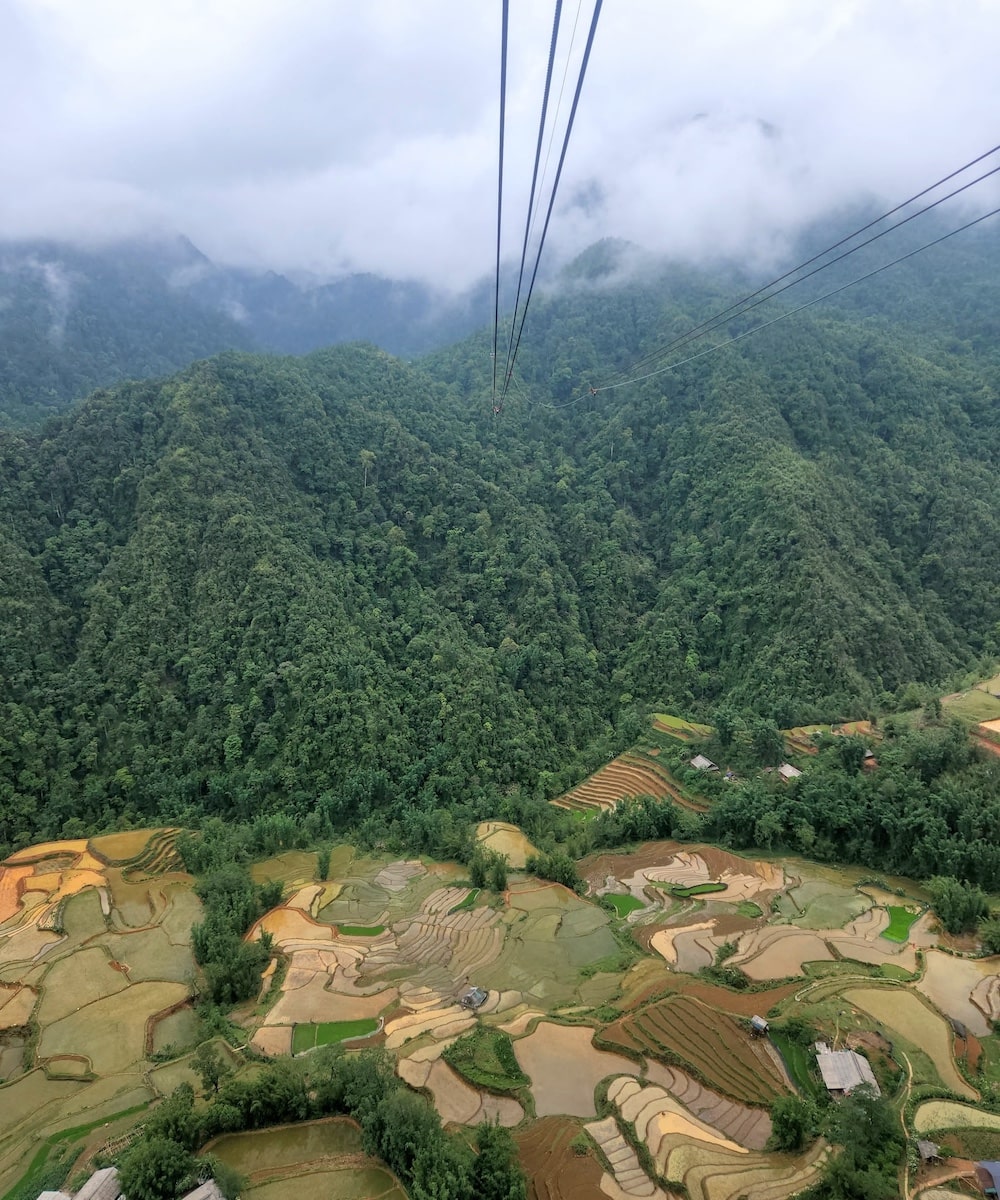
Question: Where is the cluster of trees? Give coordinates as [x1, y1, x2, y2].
[768, 1087, 903, 1200]
[468, 846, 508, 892]
[115, 1050, 526, 1200]
[189, 864, 282, 1005]
[704, 719, 1000, 888]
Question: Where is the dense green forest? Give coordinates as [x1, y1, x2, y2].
[1, 234, 998, 854]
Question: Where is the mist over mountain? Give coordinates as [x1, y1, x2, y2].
[0, 234, 492, 427]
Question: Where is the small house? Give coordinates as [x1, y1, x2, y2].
[917, 1140, 941, 1164]
[460, 986, 489, 1010]
[690, 755, 718, 772]
[181, 1183, 226, 1200]
[815, 1047, 880, 1097]
[977, 1162, 1000, 1196]
[777, 762, 802, 781]
[750, 1015, 769, 1036]
[74, 1169, 123, 1200]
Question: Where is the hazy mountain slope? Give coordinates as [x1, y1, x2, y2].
[0, 236, 488, 427]
[0, 240, 254, 426]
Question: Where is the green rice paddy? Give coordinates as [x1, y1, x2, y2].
[882, 906, 921, 943]
[292, 1019, 379, 1055]
[447, 889, 479, 915]
[336, 925, 385, 937]
[652, 881, 727, 898]
[605, 894, 645, 917]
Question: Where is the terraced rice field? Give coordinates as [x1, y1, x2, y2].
[641, 1063, 773, 1149]
[844, 988, 975, 1098]
[602, 996, 788, 1105]
[652, 714, 714, 741]
[553, 752, 703, 815]
[291, 1019, 379, 1054]
[585, 1113, 666, 1199]
[0, 829, 198, 1199]
[883, 906, 921, 942]
[608, 1076, 828, 1199]
[396, 1056, 523, 1126]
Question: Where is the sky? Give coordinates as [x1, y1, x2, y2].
[2, 0, 1000, 289]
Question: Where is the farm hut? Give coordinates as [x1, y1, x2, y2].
[460, 986, 489, 1010]
[750, 1015, 769, 1035]
[181, 1183, 225, 1200]
[73, 1169, 123, 1200]
[815, 1047, 880, 1097]
[917, 1140, 941, 1164]
[777, 762, 802, 781]
[976, 1162, 1000, 1195]
[950, 1017, 969, 1040]
[690, 755, 718, 772]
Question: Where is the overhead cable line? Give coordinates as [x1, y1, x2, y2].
[532, 0, 585, 245]
[595, 141, 1000, 390]
[498, 0, 603, 410]
[498, 0, 564, 414]
[546, 202, 1000, 406]
[490, 0, 510, 413]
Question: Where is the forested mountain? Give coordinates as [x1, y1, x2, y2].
[0, 239, 253, 427]
[0, 237, 486, 427]
[1, 231, 998, 853]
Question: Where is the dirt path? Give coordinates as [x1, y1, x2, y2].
[972, 733, 1000, 758]
[900, 1051, 913, 1200]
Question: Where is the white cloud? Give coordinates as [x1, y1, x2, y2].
[2, 0, 999, 287]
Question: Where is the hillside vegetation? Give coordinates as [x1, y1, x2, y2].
[1, 242, 999, 851]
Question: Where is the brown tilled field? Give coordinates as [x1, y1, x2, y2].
[517, 1117, 606, 1200]
[602, 996, 787, 1106]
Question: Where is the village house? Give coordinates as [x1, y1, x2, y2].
[777, 762, 802, 781]
[690, 754, 718, 772]
[814, 1043, 880, 1097]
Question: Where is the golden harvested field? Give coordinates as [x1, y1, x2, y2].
[844, 988, 975, 1098]
[475, 821, 538, 868]
[89, 830, 158, 863]
[914, 1101, 1000, 1134]
[39, 980, 189, 1073]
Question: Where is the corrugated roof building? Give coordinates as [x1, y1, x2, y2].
[815, 1048, 880, 1096]
[181, 1182, 226, 1200]
[74, 1168, 123, 1200]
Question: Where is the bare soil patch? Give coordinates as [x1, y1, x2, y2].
[514, 1022, 640, 1117]
[517, 1117, 606, 1200]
